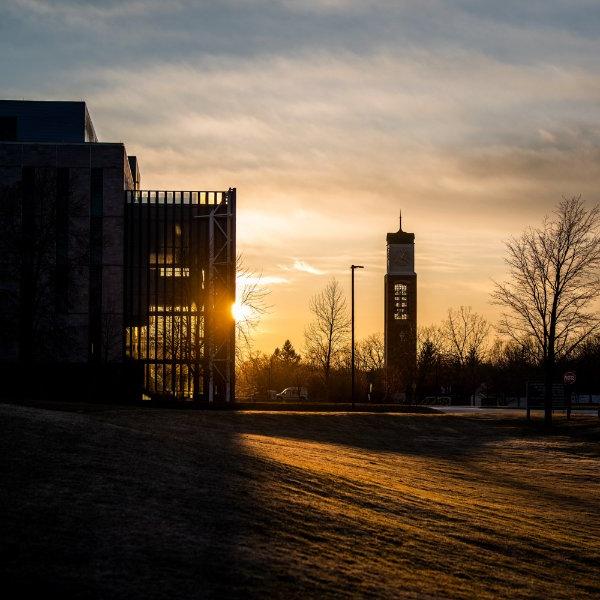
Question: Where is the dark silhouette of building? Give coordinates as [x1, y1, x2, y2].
[384, 213, 417, 400]
[0, 100, 235, 402]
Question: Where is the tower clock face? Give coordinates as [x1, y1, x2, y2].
[388, 245, 413, 274]
[396, 248, 411, 266]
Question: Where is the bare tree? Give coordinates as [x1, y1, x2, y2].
[355, 333, 385, 401]
[439, 306, 490, 403]
[416, 325, 445, 399]
[304, 278, 350, 388]
[143, 252, 269, 398]
[492, 196, 600, 425]
[357, 333, 384, 373]
[235, 254, 271, 360]
[441, 306, 490, 366]
[417, 325, 444, 360]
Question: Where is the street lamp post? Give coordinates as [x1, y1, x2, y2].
[351, 264, 364, 410]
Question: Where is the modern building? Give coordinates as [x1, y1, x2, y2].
[384, 214, 417, 400]
[0, 100, 235, 402]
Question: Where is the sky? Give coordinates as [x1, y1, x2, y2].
[2, 0, 600, 354]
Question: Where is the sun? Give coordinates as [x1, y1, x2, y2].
[231, 301, 254, 322]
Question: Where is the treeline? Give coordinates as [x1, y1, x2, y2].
[237, 336, 382, 402]
[413, 308, 600, 404]
[236, 317, 600, 403]
[237, 197, 600, 410]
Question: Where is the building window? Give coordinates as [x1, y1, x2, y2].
[159, 267, 190, 277]
[393, 282, 408, 320]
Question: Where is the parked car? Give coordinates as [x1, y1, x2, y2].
[276, 387, 308, 402]
[423, 396, 452, 406]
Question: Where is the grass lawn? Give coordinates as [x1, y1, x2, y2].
[1, 403, 598, 599]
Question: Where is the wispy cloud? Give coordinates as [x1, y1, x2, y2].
[67, 50, 599, 351]
[12, 0, 182, 19]
[292, 260, 326, 275]
[278, 260, 326, 275]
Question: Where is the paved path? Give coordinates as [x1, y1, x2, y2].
[433, 405, 600, 417]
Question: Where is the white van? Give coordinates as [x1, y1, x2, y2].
[276, 387, 308, 401]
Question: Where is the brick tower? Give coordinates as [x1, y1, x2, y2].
[384, 213, 417, 400]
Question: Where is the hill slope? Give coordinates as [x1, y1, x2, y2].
[1, 404, 598, 598]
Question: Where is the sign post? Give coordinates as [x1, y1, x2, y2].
[563, 371, 576, 420]
[526, 382, 565, 420]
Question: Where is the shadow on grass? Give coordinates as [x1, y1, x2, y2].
[230, 412, 600, 514]
[0, 406, 267, 598]
[228, 412, 600, 461]
[212, 415, 600, 598]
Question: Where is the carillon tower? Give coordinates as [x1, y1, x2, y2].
[384, 212, 417, 400]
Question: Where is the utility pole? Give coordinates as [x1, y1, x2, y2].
[351, 264, 364, 410]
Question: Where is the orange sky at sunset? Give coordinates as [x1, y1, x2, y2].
[3, 1, 600, 353]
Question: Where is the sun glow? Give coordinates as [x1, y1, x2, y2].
[232, 301, 254, 322]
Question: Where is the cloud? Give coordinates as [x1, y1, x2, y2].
[51, 48, 597, 352]
[278, 260, 326, 275]
[11, 0, 182, 21]
[292, 260, 326, 275]
[3, 1, 600, 351]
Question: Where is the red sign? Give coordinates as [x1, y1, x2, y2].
[563, 371, 576, 385]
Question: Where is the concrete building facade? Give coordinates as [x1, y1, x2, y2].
[0, 100, 235, 402]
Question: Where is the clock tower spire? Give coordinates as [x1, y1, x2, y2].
[384, 213, 417, 401]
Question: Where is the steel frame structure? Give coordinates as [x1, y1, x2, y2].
[124, 188, 235, 402]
